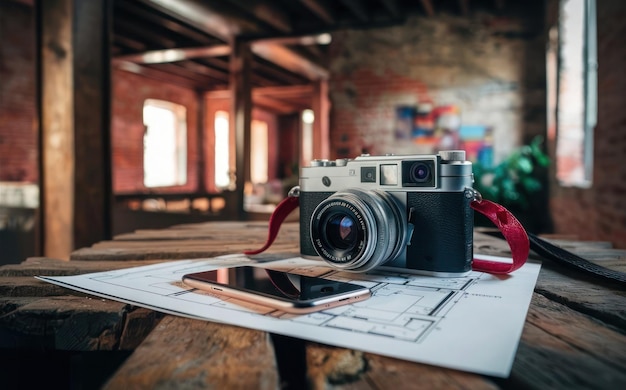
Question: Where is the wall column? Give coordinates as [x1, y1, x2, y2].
[38, 0, 112, 259]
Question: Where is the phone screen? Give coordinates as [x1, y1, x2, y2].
[182, 266, 371, 313]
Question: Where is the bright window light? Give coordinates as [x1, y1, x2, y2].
[143, 99, 187, 188]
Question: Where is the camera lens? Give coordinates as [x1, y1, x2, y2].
[325, 214, 357, 250]
[310, 188, 409, 272]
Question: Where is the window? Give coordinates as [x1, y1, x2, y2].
[301, 109, 314, 167]
[214, 110, 231, 189]
[553, 0, 597, 187]
[250, 119, 268, 184]
[143, 99, 187, 188]
[212, 111, 269, 189]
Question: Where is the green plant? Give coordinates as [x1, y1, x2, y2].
[473, 136, 550, 211]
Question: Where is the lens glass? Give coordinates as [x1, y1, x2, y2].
[402, 160, 435, 187]
[325, 214, 357, 250]
[410, 163, 430, 182]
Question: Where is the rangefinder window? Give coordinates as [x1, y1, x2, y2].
[380, 164, 398, 185]
[402, 160, 436, 187]
[361, 166, 376, 183]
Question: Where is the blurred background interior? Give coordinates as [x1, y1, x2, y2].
[1, 0, 624, 265]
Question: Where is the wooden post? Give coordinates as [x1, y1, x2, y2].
[230, 37, 252, 219]
[312, 79, 330, 159]
[196, 90, 207, 193]
[38, 0, 112, 259]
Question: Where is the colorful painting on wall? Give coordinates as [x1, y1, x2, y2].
[394, 103, 493, 168]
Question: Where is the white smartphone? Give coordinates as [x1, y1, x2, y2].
[182, 266, 371, 314]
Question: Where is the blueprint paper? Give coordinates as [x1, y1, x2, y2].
[37, 254, 541, 377]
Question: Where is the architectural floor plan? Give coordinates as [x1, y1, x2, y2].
[38, 254, 541, 377]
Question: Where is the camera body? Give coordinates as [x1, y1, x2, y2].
[299, 151, 475, 276]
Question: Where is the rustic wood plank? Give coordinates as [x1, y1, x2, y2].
[534, 265, 626, 330]
[112, 221, 284, 241]
[71, 222, 300, 260]
[0, 276, 77, 297]
[0, 296, 39, 316]
[305, 344, 497, 390]
[0, 296, 161, 351]
[0, 257, 164, 277]
[104, 316, 280, 389]
[508, 294, 626, 389]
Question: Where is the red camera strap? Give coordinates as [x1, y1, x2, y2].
[244, 196, 300, 256]
[244, 196, 529, 275]
[469, 199, 528, 274]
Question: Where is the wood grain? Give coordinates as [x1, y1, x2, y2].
[305, 343, 498, 390]
[2, 221, 625, 388]
[510, 302, 626, 389]
[104, 316, 280, 389]
[0, 295, 161, 351]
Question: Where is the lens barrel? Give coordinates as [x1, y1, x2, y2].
[309, 188, 408, 272]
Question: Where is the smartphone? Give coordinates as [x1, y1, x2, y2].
[182, 266, 371, 314]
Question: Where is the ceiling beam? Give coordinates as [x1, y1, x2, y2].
[420, 0, 435, 17]
[112, 41, 328, 81]
[206, 85, 313, 114]
[379, 0, 400, 18]
[113, 61, 219, 89]
[299, 0, 336, 24]
[234, 0, 292, 34]
[143, 0, 328, 80]
[340, 0, 369, 23]
[144, 0, 261, 39]
[206, 85, 314, 99]
[459, 0, 470, 16]
[113, 45, 230, 64]
[251, 42, 329, 81]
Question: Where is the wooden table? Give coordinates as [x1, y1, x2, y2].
[1, 221, 625, 389]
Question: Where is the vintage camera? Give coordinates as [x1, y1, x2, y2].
[298, 151, 476, 276]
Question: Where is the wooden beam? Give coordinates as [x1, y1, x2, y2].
[420, 0, 435, 17]
[340, 0, 369, 22]
[230, 38, 252, 219]
[236, 0, 292, 33]
[459, 0, 470, 16]
[253, 95, 305, 114]
[38, 0, 112, 259]
[206, 85, 314, 100]
[73, 0, 112, 250]
[144, 0, 262, 38]
[142, 0, 328, 81]
[113, 45, 230, 64]
[251, 43, 329, 81]
[114, 61, 214, 90]
[300, 0, 336, 24]
[379, 0, 400, 18]
[311, 79, 330, 160]
[196, 91, 206, 192]
[208, 85, 313, 114]
[39, 0, 74, 259]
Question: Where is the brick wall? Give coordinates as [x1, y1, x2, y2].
[549, 0, 626, 248]
[112, 69, 199, 193]
[326, 8, 546, 164]
[0, 2, 37, 183]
